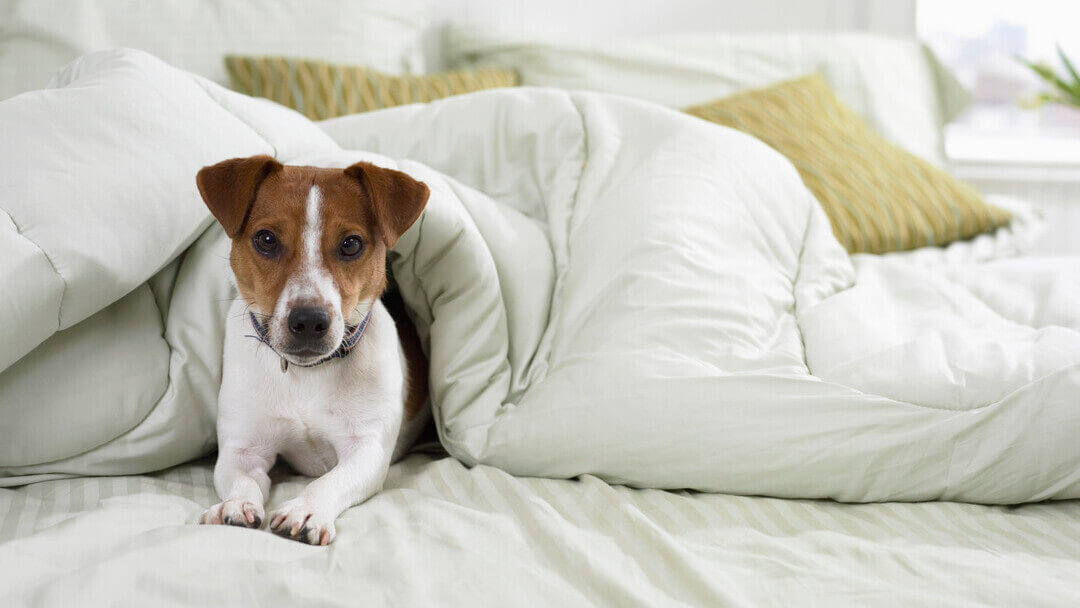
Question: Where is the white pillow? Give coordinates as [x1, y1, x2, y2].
[447, 26, 969, 166]
[0, 0, 432, 99]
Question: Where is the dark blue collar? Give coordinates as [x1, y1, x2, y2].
[248, 310, 372, 372]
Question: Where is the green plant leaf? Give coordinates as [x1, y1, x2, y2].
[1058, 45, 1080, 87]
[1019, 56, 1080, 101]
[1056, 46, 1080, 104]
[1017, 56, 1054, 80]
[1018, 93, 1045, 108]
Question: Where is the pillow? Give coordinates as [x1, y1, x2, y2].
[0, 0, 431, 99]
[447, 27, 968, 166]
[225, 55, 519, 120]
[685, 75, 1010, 254]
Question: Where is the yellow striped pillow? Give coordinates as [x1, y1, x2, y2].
[225, 55, 519, 120]
[686, 74, 1010, 254]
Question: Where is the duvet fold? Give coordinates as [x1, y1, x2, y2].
[1, 49, 1078, 504]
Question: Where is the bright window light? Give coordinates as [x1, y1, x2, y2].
[918, 0, 1080, 132]
[918, 0, 1080, 162]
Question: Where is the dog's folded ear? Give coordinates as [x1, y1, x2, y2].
[344, 162, 430, 248]
[196, 155, 283, 238]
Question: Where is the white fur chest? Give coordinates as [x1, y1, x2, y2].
[218, 299, 405, 476]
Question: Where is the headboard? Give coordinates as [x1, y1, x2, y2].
[423, 0, 917, 68]
[0, 0, 918, 98]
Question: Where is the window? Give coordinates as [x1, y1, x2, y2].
[917, 0, 1080, 163]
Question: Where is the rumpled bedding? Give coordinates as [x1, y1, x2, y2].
[0, 49, 1078, 506]
[320, 89, 1080, 503]
[1, 453, 1078, 606]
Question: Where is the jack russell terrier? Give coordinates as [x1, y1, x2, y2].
[195, 155, 430, 545]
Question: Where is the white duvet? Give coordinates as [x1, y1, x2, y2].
[1, 50, 1078, 503]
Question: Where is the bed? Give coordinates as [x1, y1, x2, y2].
[2, 2, 1079, 606]
[2, 451, 1079, 606]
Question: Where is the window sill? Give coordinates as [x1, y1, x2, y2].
[946, 125, 1080, 184]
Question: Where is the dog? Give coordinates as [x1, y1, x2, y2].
[194, 155, 430, 545]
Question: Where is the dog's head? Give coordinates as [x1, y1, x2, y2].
[197, 155, 429, 365]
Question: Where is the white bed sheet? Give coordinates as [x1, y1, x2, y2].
[1, 453, 1077, 606]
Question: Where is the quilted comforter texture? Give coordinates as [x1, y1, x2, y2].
[1, 50, 1077, 503]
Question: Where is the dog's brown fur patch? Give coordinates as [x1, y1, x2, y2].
[197, 157, 430, 415]
[382, 289, 429, 420]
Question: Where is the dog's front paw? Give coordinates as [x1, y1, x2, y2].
[198, 499, 264, 528]
[268, 498, 337, 545]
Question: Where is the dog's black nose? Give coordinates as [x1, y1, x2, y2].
[288, 308, 330, 339]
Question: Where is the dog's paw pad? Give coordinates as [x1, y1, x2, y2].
[268, 499, 336, 545]
[198, 499, 264, 529]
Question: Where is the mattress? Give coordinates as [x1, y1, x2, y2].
[2, 452, 1078, 606]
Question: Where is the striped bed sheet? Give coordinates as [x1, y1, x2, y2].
[1, 453, 1078, 606]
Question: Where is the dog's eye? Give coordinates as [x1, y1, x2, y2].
[252, 230, 280, 256]
[339, 235, 363, 258]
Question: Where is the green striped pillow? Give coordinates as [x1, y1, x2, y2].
[225, 55, 519, 120]
[686, 74, 1011, 254]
